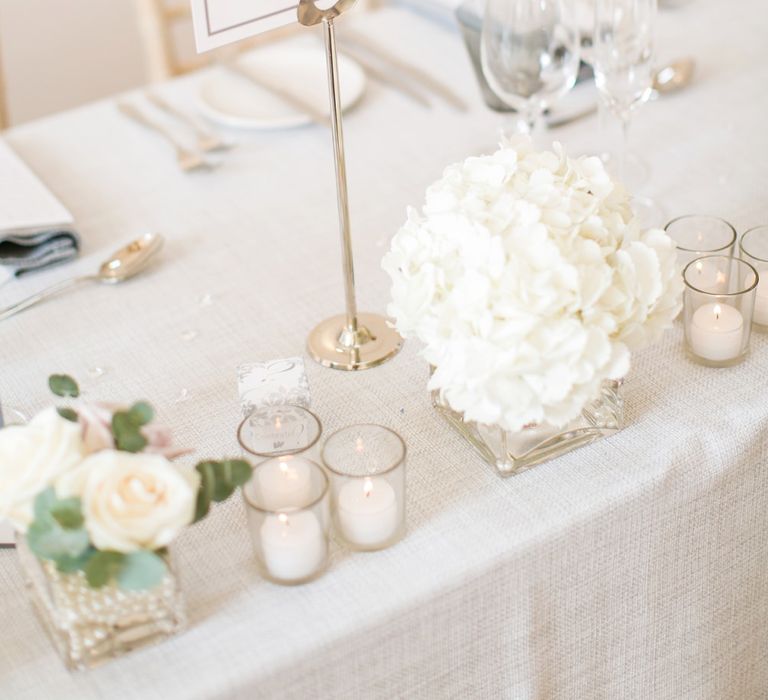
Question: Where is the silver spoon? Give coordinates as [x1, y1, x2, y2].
[0, 232, 164, 321]
[652, 57, 695, 95]
[549, 57, 696, 128]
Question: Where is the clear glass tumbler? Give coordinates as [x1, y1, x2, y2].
[683, 255, 757, 367]
[239, 405, 329, 585]
[739, 225, 768, 329]
[238, 404, 322, 461]
[665, 215, 737, 269]
[242, 458, 330, 585]
[322, 425, 406, 551]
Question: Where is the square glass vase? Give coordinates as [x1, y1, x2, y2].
[16, 536, 186, 671]
[432, 379, 624, 477]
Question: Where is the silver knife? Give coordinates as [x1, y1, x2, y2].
[223, 62, 329, 127]
[341, 29, 468, 112]
[339, 45, 431, 109]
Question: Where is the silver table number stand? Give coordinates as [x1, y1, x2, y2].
[298, 0, 403, 371]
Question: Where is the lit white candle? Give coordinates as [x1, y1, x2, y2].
[337, 477, 399, 547]
[259, 511, 326, 582]
[689, 303, 744, 361]
[257, 456, 312, 511]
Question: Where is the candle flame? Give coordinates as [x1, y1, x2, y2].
[279, 459, 289, 474]
[278, 513, 289, 526]
[713, 304, 722, 320]
[355, 437, 365, 454]
[275, 416, 282, 430]
[695, 261, 703, 273]
[716, 271, 726, 285]
[363, 477, 374, 498]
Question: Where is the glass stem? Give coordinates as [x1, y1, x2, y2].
[618, 112, 631, 184]
[523, 103, 544, 149]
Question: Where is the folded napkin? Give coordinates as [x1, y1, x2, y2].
[0, 139, 79, 279]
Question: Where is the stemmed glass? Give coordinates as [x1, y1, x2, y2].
[592, 0, 657, 187]
[480, 0, 581, 143]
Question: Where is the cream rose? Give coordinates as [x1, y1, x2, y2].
[0, 407, 85, 532]
[58, 451, 198, 552]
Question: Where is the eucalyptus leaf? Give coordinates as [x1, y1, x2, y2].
[56, 407, 79, 423]
[50, 497, 85, 529]
[212, 476, 235, 502]
[33, 488, 58, 524]
[85, 551, 124, 588]
[28, 521, 90, 562]
[54, 547, 95, 573]
[128, 401, 154, 426]
[221, 459, 252, 488]
[48, 374, 79, 398]
[117, 550, 167, 591]
[194, 461, 217, 522]
[112, 411, 148, 453]
[211, 459, 252, 502]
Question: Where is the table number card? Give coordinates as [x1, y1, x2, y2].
[190, 0, 299, 52]
[238, 358, 312, 416]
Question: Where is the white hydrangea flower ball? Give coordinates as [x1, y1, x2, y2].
[382, 137, 682, 432]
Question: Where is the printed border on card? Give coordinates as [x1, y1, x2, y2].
[202, 0, 297, 37]
[191, 0, 300, 52]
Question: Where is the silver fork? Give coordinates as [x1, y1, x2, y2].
[117, 100, 213, 172]
[146, 92, 233, 152]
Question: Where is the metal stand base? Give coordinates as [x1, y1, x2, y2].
[307, 312, 403, 370]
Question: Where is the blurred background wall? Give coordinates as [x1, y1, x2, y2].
[0, 0, 147, 125]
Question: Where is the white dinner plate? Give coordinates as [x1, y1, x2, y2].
[198, 46, 367, 130]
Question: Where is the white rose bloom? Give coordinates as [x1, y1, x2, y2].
[0, 407, 85, 532]
[384, 138, 681, 431]
[58, 451, 198, 553]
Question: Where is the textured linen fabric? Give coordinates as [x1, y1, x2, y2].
[1, 2, 768, 698]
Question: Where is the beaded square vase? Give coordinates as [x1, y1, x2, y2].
[17, 536, 186, 670]
[432, 379, 624, 477]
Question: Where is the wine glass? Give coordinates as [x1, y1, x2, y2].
[480, 0, 581, 143]
[592, 0, 657, 185]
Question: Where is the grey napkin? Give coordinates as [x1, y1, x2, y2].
[0, 228, 80, 276]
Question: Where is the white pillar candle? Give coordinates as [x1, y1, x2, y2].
[257, 457, 313, 511]
[259, 511, 326, 582]
[337, 477, 399, 547]
[689, 303, 744, 361]
[752, 278, 768, 326]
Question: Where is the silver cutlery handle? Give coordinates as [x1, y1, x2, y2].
[339, 46, 431, 108]
[146, 92, 212, 140]
[0, 276, 94, 322]
[118, 101, 189, 153]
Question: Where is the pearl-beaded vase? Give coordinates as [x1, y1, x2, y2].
[16, 536, 186, 670]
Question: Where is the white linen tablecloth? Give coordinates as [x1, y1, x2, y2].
[2, 2, 768, 697]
